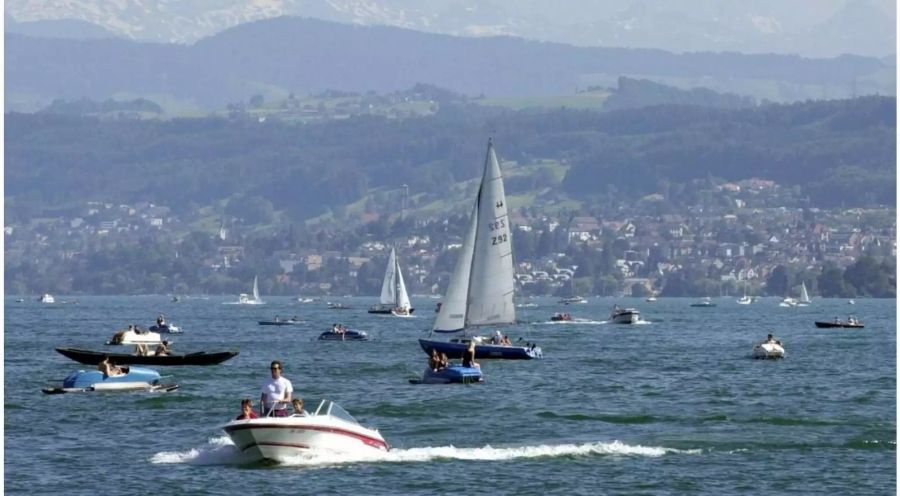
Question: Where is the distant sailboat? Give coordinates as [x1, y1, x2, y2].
[226, 275, 265, 305]
[368, 247, 414, 316]
[797, 282, 811, 306]
[736, 282, 752, 305]
[419, 140, 540, 360]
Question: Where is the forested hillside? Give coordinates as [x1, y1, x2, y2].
[6, 96, 895, 224]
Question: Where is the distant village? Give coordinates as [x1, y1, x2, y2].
[5, 177, 895, 297]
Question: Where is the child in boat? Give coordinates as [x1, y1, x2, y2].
[236, 399, 258, 420]
[292, 398, 307, 416]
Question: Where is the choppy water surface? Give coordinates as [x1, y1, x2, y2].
[5, 296, 896, 495]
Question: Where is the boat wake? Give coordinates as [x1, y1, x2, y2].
[151, 437, 699, 467]
[537, 319, 607, 325]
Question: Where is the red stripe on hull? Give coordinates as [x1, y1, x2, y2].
[225, 423, 389, 451]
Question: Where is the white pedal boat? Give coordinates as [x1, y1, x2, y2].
[752, 342, 785, 359]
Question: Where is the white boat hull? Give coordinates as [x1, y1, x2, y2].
[224, 417, 388, 463]
[111, 330, 162, 345]
[752, 342, 785, 359]
[610, 309, 640, 324]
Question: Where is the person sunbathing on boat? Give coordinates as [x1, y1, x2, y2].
[462, 342, 480, 369]
[155, 340, 171, 356]
[98, 356, 124, 377]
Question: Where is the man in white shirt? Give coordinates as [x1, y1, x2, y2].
[260, 360, 293, 417]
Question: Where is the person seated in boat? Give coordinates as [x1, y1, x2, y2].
[394, 307, 408, 315]
[765, 334, 775, 344]
[155, 340, 171, 356]
[439, 352, 450, 369]
[236, 398, 258, 420]
[292, 316, 299, 322]
[156, 314, 166, 327]
[501, 335, 512, 346]
[110, 330, 126, 345]
[134, 343, 149, 356]
[274, 315, 280, 322]
[98, 356, 124, 377]
[291, 398, 307, 417]
[462, 341, 480, 369]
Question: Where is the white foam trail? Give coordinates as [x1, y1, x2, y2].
[538, 320, 607, 325]
[152, 439, 699, 467]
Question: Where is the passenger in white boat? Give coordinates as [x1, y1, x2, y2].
[292, 398, 307, 417]
[236, 398, 258, 420]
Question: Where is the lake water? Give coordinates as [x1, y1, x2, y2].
[5, 296, 896, 495]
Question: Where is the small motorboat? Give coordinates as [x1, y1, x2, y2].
[410, 365, 484, 384]
[149, 323, 182, 333]
[42, 366, 178, 394]
[815, 319, 865, 329]
[171, 296, 180, 303]
[847, 299, 856, 305]
[558, 296, 587, 305]
[55, 347, 239, 366]
[318, 329, 369, 341]
[550, 313, 573, 322]
[691, 297, 717, 308]
[297, 297, 314, 303]
[223, 399, 389, 463]
[779, 297, 798, 307]
[645, 296, 658, 302]
[257, 318, 302, 326]
[752, 341, 785, 359]
[609, 305, 640, 324]
[107, 329, 162, 345]
[327, 302, 351, 310]
[38, 293, 55, 303]
[419, 337, 541, 360]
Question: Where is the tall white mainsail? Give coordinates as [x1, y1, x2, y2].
[252, 275, 260, 301]
[433, 139, 516, 332]
[379, 248, 398, 305]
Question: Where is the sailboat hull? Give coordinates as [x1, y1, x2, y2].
[418, 339, 540, 360]
[368, 304, 415, 315]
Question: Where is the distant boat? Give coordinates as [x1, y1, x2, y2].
[419, 140, 541, 360]
[797, 282, 811, 306]
[226, 276, 264, 305]
[690, 297, 716, 308]
[38, 293, 55, 303]
[736, 283, 752, 305]
[645, 295, 657, 302]
[558, 278, 587, 304]
[752, 341, 785, 359]
[368, 247, 414, 316]
[847, 299, 856, 305]
[779, 297, 798, 307]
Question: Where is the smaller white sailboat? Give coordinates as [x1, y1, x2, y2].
[226, 276, 265, 305]
[368, 248, 414, 316]
[736, 282, 752, 305]
[797, 282, 811, 306]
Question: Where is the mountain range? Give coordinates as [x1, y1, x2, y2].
[5, 0, 896, 58]
[6, 16, 894, 111]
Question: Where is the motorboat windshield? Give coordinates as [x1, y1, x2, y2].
[311, 400, 360, 425]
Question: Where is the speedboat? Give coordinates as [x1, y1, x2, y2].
[779, 297, 798, 307]
[107, 329, 162, 345]
[327, 302, 351, 310]
[258, 319, 302, 326]
[410, 365, 484, 384]
[297, 297, 314, 303]
[645, 296, 657, 302]
[318, 329, 369, 341]
[609, 305, 640, 324]
[42, 366, 178, 394]
[223, 399, 389, 463]
[38, 293, 55, 303]
[690, 297, 716, 308]
[149, 323, 182, 333]
[550, 313, 573, 322]
[752, 341, 785, 359]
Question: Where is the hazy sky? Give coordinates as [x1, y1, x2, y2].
[5, 0, 897, 57]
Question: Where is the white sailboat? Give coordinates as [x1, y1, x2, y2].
[736, 282, 752, 305]
[797, 282, 811, 306]
[419, 139, 540, 360]
[226, 275, 265, 305]
[368, 248, 414, 316]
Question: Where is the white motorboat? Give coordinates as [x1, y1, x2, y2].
[107, 329, 162, 345]
[752, 341, 785, 359]
[38, 293, 55, 303]
[778, 297, 798, 307]
[645, 295, 657, 302]
[223, 400, 389, 463]
[609, 305, 640, 324]
[847, 299, 856, 305]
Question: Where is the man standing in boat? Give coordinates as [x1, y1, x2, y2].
[260, 360, 293, 417]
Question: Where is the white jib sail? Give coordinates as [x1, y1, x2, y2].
[395, 258, 411, 310]
[799, 282, 810, 303]
[433, 199, 478, 332]
[252, 276, 260, 301]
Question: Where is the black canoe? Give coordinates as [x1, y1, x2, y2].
[258, 320, 302, 326]
[814, 321, 865, 329]
[55, 347, 239, 366]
